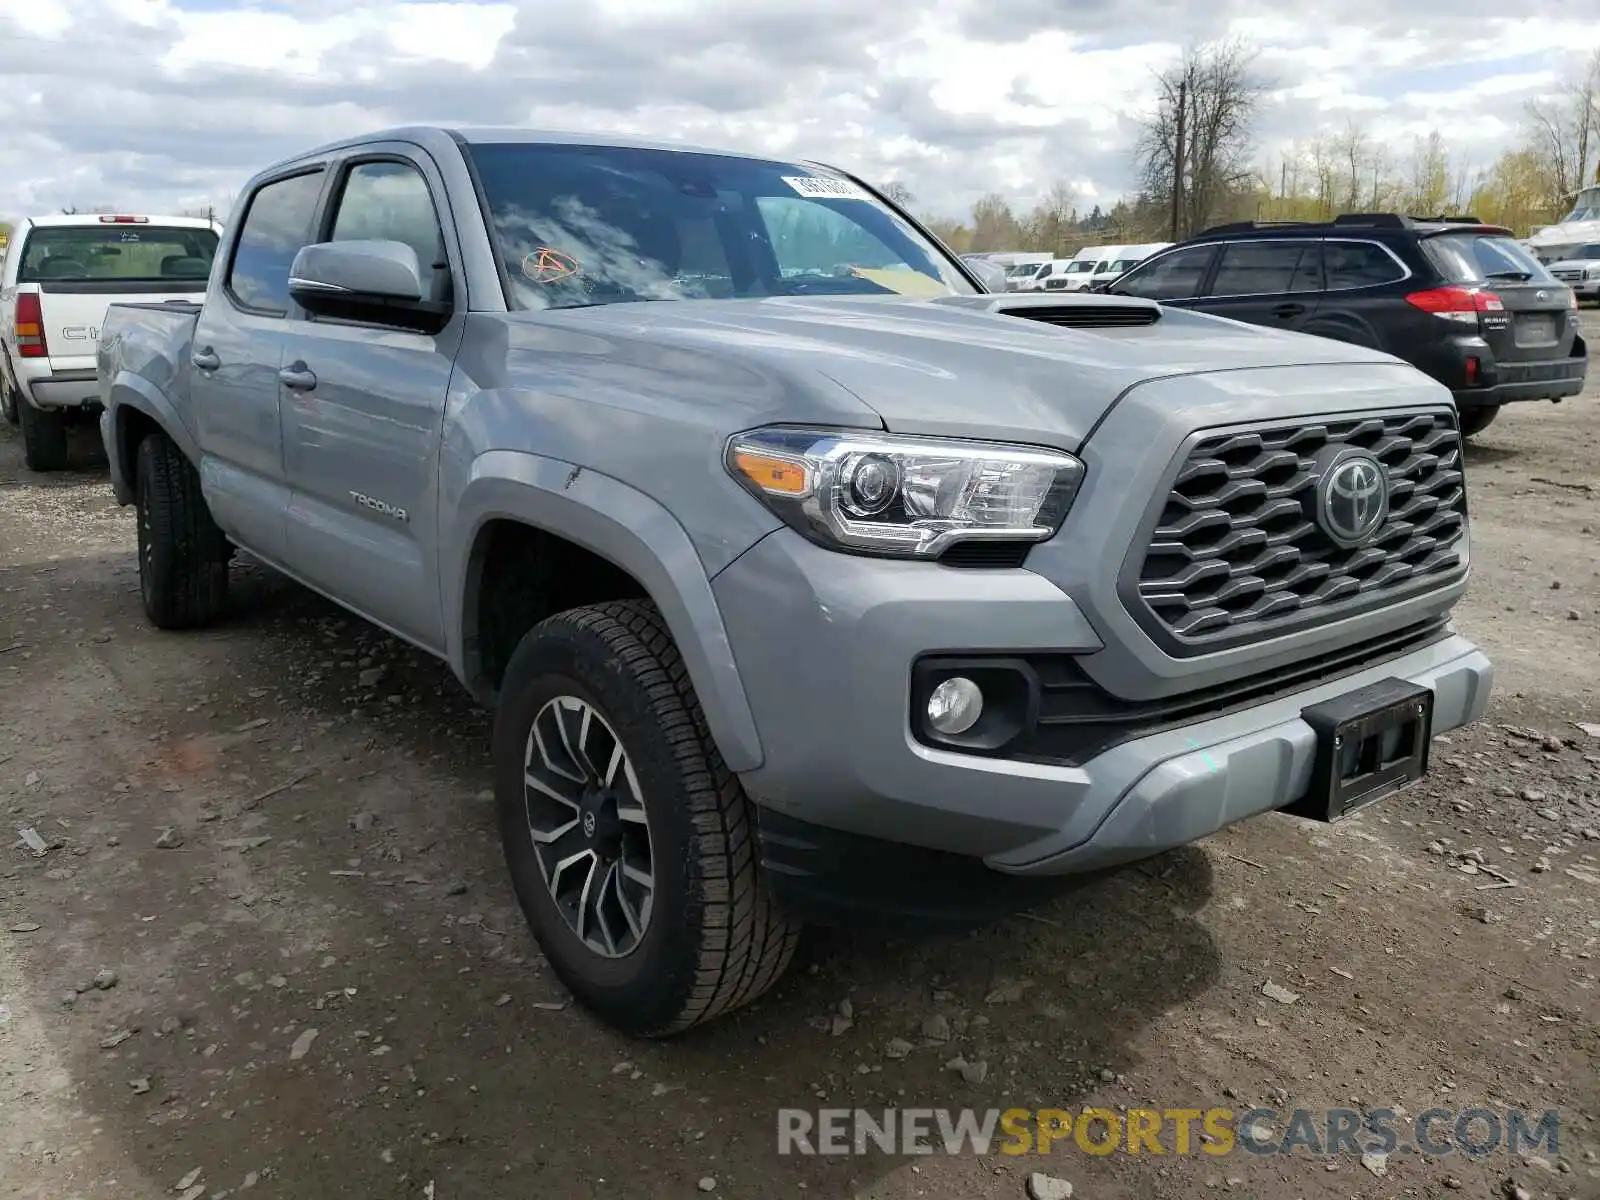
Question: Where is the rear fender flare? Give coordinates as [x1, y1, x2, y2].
[444, 449, 765, 773]
[106, 372, 198, 504]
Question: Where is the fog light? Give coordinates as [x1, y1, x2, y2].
[927, 676, 983, 735]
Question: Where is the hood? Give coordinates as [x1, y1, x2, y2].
[534, 293, 1414, 450]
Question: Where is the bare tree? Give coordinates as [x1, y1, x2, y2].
[879, 181, 915, 209]
[1336, 120, 1369, 211]
[1525, 48, 1600, 209]
[1308, 136, 1337, 216]
[1135, 37, 1270, 237]
[968, 193, 1023, 251]
[1024, 180, 1079, 255]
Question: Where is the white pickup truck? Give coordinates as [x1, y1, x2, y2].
[1, 213, 220, 470]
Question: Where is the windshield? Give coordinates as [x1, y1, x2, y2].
[1108, 259, 1139, 273]
[1560, 187, 1600, 223]
[1007, 263, 1041, 276]
[1063, 260, 1097, 274]
[17, 224, 218, 286]
[1422, 234, 1556, 284]
[463, 142, 976, 309]
[1565, 243, 1600, 259]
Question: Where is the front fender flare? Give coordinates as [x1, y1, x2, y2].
[104, 371, 200, 504]
[445, 450, 765, 773]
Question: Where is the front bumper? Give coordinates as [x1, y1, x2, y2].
[717, 529, 1492, 879]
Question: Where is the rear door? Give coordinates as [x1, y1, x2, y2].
[192, 168, 328, 563]
[1195, 238, 1324, 329]
[13, 220, 219, 372]
[1420, 231, 1579, 364]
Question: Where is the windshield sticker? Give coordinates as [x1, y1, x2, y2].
[782, 175, 868, 201]
[522, 247, 580, 283]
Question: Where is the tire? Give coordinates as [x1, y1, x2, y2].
[134, 432, 229, 629]
[1458, 405, 1500, 438]
[18, 399, 68, 470]
[493, 599, 800, 1036]
[0, 376, 17, 426]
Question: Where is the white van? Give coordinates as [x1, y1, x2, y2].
[1097, 242, 1171, 288]
[1044, 244, 1120, 292]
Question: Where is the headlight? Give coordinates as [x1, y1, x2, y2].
[725, 427, 1085, 558]
[1587, 266, 1600, 279]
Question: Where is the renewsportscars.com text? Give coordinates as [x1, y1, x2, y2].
[777, 1106, 1561, 1158]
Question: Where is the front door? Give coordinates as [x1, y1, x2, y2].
[193, 168, 327, 563]
[1195, 239, 1324, 331]
[278, 151, 464, 652]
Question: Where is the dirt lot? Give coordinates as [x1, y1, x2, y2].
[2, 325, 1598, 1200]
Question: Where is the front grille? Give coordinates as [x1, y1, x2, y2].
[1126, 411, 1467, 652]
[1550, 269, 1583, 282]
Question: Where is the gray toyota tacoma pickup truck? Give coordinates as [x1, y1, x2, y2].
[97, 126, 1493, 1036]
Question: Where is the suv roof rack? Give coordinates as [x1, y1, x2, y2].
[1330, 213, 1410, 228]
[1201, 219, 1315, 235]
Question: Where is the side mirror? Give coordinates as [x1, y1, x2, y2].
[289, 239, 425, 306]
[969, 259, 1008, 293]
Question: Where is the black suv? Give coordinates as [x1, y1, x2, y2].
[1100, 214, 1587, 436]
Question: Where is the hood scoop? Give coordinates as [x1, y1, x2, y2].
[993, 299, 1162, 329]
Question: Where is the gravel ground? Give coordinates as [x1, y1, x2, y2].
[2, 320, 1598, 1200]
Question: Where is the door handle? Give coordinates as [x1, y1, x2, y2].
[278, 363, 317, 392]
[190, 347, 220, 371]
[1272, 302, 1306, 317]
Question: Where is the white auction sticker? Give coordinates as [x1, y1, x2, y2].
[782, 175, 868, 201]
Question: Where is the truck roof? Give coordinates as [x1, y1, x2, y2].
[285, 124, 803, 169]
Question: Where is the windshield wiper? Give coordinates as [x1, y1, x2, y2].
[1484, 270, 1533, 281]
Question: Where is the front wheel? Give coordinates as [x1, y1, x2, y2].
[493, 599, 800, 1036]
[135, 432, 229, 629]
[1457, 405, 1500, 438]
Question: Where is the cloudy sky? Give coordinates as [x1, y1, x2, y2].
[1, 0, 1596, 224]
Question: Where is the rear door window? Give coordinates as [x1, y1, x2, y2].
[226, 170, 326, 315]
[1114, 244, 1216, 301]
[17, 224, 219, 286]
[1323, 241, 1406, 290]
[1423, 234, 1556, 284]
[1207, 241, 1318, 296]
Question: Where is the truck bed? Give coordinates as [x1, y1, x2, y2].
[97, 300, 202, 413]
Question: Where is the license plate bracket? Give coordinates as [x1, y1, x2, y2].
[1285, 678, 1434, 822]
[1516, 314, 1555, 346]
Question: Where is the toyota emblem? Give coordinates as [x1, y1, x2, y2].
[1315, 449, 1389, 548]
[1536, 289, 1549, 301]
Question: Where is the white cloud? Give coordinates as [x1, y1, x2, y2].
[0, 0, 1595, 222]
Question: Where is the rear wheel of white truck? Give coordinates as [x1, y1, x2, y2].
[19, 399, 68, 470]
[492, 599, 800, 1036]
[135, 431, 229, 629]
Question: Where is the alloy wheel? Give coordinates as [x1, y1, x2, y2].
[522, 695, 655, 958]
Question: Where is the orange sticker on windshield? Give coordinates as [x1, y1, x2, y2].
[523, 248, 580, 283]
